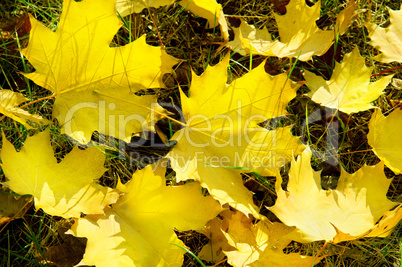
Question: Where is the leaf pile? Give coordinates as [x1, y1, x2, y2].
[1, 0, 402, 266]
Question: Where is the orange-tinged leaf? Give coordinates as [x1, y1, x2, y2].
[366, 8, 402, 63]
[37, 220, 86, 266]
[222, 211, 322, 266]
[0, 89, 50, 127]
[335, 0, 357, 36]
[269, 148, 399, 242]
[364, 204, 402, 238]
[333, 204, 402, 243]
[197, 209, 235, 262]
[22, 0, 179, 144]
[68, 162, 221, 266]
[304, 47, 392, 113]
[1, 130, 119, 218]
[368, 109, 402, 174]
[168, 56, 305, 218]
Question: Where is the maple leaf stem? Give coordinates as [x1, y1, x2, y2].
[18, 94, 56, 110]
[315, 241, 328, 259]
[212, 258, 229, 266]
[0, 94, 57, 122]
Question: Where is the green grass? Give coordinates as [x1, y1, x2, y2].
[0, 0, 401, 266]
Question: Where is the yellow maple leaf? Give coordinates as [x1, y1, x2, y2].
[22, 0, 179, 144]
[179, 0, 228, 39]
[231, 0, 318, 59]
[0, 89, 50, 127]
[228, 0, 356, 61]
[304, 47, 393, 114]
[1, 130, 120, 218]
[167, 55, 305, 218]
[227, 20, 273, 56]
[269, 148, 399, 243]
[222, 210, 323, 266]
[368, 109, 402, 174]
[271, 0, 334, 60]
[68, 162, 221, 266]
[117, 0, 229, 39]
[366, 8, 402, 63]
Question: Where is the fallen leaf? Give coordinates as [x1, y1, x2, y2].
[364, 204, 402, 238]
[0, 14, 31, 53]
[117, 0, 229, 39]
[366, 8, 402, 63]
[68, 162, 221, 266]
[270, 0, 335, 60]
[228, 0, 356, 61]
[335, 0, 357, 36]
[197, 209, 235, 263]
[304, 47, 392, 114]
[37, 219, 87, 267]
[22, 0, 179, 144]
[167, 55, 305, 218]
[180, 0, 229, 39]
[332, 204, 402, 243]
[269, 148, 399, 243]
[0, 13, 31, 39]
[1, 130, 120, 218]
[222, 210, 322, 266]
[368, 109, 402, 174]
[268, 0, 290, 14]
[227, 20, 273, 56]
[0, 89, 50, 127]
[0, 190, 33, 227]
